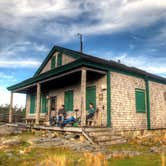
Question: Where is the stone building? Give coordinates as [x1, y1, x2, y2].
[7, 46, 166, 131]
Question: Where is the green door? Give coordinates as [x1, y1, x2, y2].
[64, 90, 73, 111]
[86, 86, 96, 110]
[30, 95, 36, 114]
[41, 94, 48, 113]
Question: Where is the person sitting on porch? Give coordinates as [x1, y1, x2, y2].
[60, 115, 76, 127]
[86, 103, 95, 120]
[56, 105, 66, 126]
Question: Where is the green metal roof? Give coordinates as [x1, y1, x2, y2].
[7, 45, 166, 91]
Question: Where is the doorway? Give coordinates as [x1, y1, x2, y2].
[86, 86, 96, 110]
[50, 96, 57, 117]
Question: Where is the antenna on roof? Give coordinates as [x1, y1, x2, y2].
[77, 33, 83, 53]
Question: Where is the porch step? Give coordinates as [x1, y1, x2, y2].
[83, 128, 127, 145]
[93, 135, 123, 142]
[89, 131, 121, 137]
[98, 139, 127, 145]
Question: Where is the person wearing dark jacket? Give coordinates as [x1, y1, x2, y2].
[56, 105, 66, 126]
[86, 103, 95, 120]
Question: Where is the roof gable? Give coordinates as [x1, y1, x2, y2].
[34, 45, 81, 76]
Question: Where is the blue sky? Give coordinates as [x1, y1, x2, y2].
[0, 0, 166, 106]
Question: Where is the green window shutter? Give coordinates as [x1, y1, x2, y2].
[30, 95, 36, 114]
[57, 53, 62, 67]
[51, 56, 56, 69]
[64, 90, 73, 111]
[86, 86, 96, 110]
[135, 89, 146, 113]
[41, 95, 48, 113]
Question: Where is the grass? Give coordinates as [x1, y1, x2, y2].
[109, 153, 162, 166]
[0, 132, 165, 166]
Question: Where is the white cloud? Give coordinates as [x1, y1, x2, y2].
[89, 49, 166, 77]
[111, 53, 166, 77]
[0, 86, 26, 107]
[0, 60, 40, 68]
[0, 72, 17, 88]
[0, 0, 166, 42]
[0, 41, 46, 68]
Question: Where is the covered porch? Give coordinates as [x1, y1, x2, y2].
[8, 66, 110, 128]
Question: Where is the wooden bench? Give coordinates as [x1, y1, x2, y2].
[25, 118, 35, 125]
[26, 117, 45, 125]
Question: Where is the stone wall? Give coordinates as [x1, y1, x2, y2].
[40, 52, 75, 74]
[149, 81, 166, 129]
[111, 72, 147, 130]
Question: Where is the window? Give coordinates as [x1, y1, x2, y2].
[51, 56, 56, 69]
[41, 94, 48, 113]
[30, 95, 36, 114]
[64, 90, 73, 111]
[57, 53, 62, 67]
[50, 96, 57, 111]
[135, 89, 146, 113]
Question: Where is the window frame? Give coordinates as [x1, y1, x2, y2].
[135, 88, 146, 113]
[30, 94, 36, 114]
[57, 53, 62, 67]
[51, 56, 56, 69]
[41, 94, 48, 113]
[64, 90, 74, 112]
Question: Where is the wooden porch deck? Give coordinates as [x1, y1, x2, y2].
[33, 125, 109, 133]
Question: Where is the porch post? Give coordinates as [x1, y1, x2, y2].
[81, 69, 86, 126]
[9, 92, 13, 123]
[47, 97, 51, 125]
[35, 83, 41, 125]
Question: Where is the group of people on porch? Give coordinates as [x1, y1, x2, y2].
[49, 103, 95, 127]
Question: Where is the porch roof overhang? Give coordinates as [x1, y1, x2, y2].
[7, 52, 166, 93]
[7, 57, 108, 92]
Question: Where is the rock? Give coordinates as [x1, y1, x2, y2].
[150, 146, 166, 153]
[0, 125, 15, 135]
[69, 138, 75, 141]
[110, 150, 141, 159]
[19, 150, 25, 154]
[2, 138, 21, 146]
[51, 132, 59, 138]
[150, 146, 161, 153]
[163, 132, 166, 141]
[6, 152, 13, 157]
[79, 135, 86, 143]
[64, 134, 75, 140]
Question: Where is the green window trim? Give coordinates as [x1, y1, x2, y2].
[135, 89, 146, 113]
[57, 53, 62, 67]
[41, 94, 48, 113]
[145, 79, 151, 129]
[107, 71, 111, 127]
[86, 86, 96, 110]
[51, 56, 56, 69]
[64, 90, 73, 111]
[30, 95, 36, 114]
